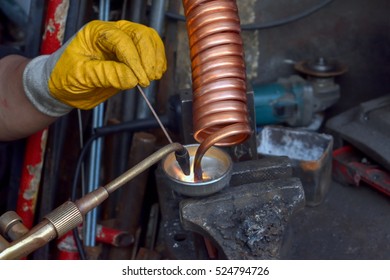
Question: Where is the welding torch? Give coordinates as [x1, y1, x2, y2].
[136, 85, 190, 175]
[0, 85, 190, 259]
[0, 140, 190, 260]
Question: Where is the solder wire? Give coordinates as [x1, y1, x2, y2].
[136, 85, 173, 144]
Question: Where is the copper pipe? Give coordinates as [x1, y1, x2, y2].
[191, 44, 244, 71]
[193, 66, 246, 89]
[188, 9, 239, 35]
[189, 21, 241, 50]
[183, 0, 234, 17]
[194, 123, 250, 181]
[183, 0, 251, 180]
[190, 32, 242, 59]
[185, 0, 237, 22]
[192, 53, 245, 85]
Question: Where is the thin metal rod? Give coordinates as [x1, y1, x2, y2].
[136, 85, 173, 144]
[136, 0, 166, 119]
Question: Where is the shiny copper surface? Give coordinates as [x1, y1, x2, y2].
[193, 123, 250, 181]
[193, 77, 246, 96]
[191, 44, 244, 70]
[192, 55, 245, 80]
[183, 0, 224, 16]
[190, 32, 242, 59]
[188, 11, 239, 37]
[193, 66, 246, 89]
[189, 20, 240, 48]
[183, 0, 251, 181]
[185, 0, 237, 21]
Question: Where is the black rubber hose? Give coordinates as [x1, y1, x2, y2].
[70, 117, 168, 259]
[0, 0, 28, 26]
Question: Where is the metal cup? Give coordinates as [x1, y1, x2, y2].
[161, 144, 232, 197]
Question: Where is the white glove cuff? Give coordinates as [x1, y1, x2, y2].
[23, 55, 72, 117]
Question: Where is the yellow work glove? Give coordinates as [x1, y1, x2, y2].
[23, 20, 167, 116]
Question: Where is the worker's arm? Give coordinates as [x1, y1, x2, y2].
[0, 20, 166, 141]
[0, 55, 56, 141]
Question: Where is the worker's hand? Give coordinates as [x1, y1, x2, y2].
[23, 20, 167, 116]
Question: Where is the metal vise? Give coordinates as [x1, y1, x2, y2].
[154, 89, 305, 260]
[155, 155, 305, 260]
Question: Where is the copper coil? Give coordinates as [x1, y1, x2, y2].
[194, 101, 248, 131]
[192, 57, 245, 88]
[190, 32, 242, 59]
[191, 44, 244, 72]
[193, 67, 246, 90]
[186, 1, 237, 27]
[187, 11, 239, 38]
[193, 77, 246, 97]
[194, 102, 248, 143]
[183, 0, 234, 17]
[183, 0, 251, 181]
[189, 20, 240, 48]
[193, 123, 250, 181]
[194, 88, 247, 107]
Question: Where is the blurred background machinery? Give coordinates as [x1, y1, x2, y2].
[253, 57, 347, 127]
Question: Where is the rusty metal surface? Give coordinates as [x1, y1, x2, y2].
[332, 145, 390, 197]
[18, 0, 70, 259]
[230, 156, 292, 187]
[135, 247, 161, 260]
[16, 129, 48, 229]
[155, 155, 301, 259]
[41, 0, 69, 54]
[155, 166, 213, 260]
[95, 224, 134, 247]
[180, 178, 304, 259]
[258, 126, 334, 206]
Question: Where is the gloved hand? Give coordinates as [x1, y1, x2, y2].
[23, 20, 167, 116]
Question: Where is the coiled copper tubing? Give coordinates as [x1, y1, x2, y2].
[182, 0, 251, 181]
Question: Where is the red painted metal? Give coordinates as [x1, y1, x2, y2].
[16, 0, 70, 230]
[57, 225, 134, 259]
[57, 231, 80, 260]
[16, 130, 48, 228]
[332, 145, 390, 197]
[95, 224, 134, 247]
[41, 0, 70, 55]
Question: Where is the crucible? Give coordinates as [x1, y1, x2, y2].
[161, 144, 232, 197]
